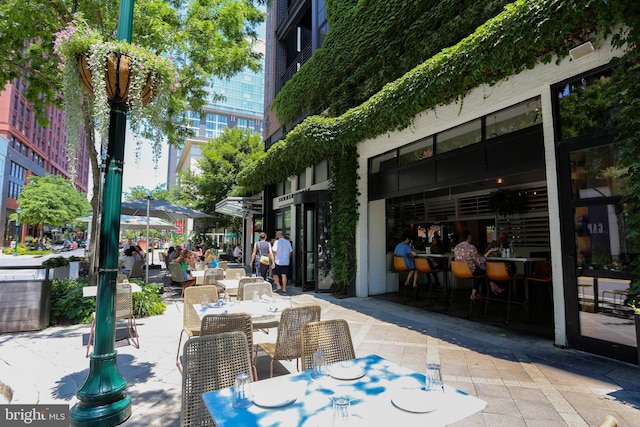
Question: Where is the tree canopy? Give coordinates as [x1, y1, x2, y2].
[17, 175, 91, 234]
[124, 183, 170, 201]
[176, 127, 264, 230]
[0, 0, 265, 261]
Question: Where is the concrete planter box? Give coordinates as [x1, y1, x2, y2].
[0, 269, 51, 333]
[52, 265, 70, 280]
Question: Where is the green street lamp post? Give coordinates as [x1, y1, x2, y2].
[13, 206, 21, 256]
[70, 1, 135, 425]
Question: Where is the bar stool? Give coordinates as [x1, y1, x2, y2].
[414, 257, 443, 303]
[393, 256, 411, 295]
[485, 261, 525, 323]
[450, 260, 485, 317]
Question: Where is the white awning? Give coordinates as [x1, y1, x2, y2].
[215, 195, 263, 218]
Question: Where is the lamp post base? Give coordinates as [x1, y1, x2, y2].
[70, 352, 131, 426]
[70, 394, 131, 427]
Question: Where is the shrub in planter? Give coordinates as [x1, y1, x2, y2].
[50, 278, 94, 325]
[42, 256, 70, 268]
[129, 280, 167, 318]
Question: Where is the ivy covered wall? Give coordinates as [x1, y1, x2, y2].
[238, 0, 639, 294]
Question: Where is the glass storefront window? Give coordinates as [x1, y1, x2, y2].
[574, 204, 632, 270]
[436, 119, 481, 154]
[398, 136, 434, 165]
[569, 142, 627, 200]
[314, 159, 329, 184]
[486, 97, 542, 139]
[370, 151, 397, 173]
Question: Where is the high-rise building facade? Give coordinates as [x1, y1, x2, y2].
[168, 40, 265, 188]
[0, 78, 89, 246]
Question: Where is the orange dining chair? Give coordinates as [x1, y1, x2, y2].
[485, 261, 525, 323]
[414, 257, 444, 302]
[450, 260, 485, 317]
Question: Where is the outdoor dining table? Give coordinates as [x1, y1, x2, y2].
[202, 354, 487, 426]
[215, 278, 241, 294]
[193, 297, 290, 329]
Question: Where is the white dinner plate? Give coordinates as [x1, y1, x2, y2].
[252, 392, 297, 408]
[390, 388, 443, 413]
[327, 362, 366, 380]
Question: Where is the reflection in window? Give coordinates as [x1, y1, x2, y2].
[570, 142, 627, 200]
[574, 204, 631, 270]
[486, 97, 542, 139]
[557, 70, 615, 140]
[369, 151, 397, 173]
[314, 159, 329, 184]
[399, 136, 434, 165]
[436, 119, 481, 154]
[576, 203, 635, 348]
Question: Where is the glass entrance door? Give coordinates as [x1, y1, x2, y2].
[296, 198, 331, 292]
[558, 137, 636, 363]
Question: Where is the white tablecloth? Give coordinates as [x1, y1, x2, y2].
[203, 354, 487, 426]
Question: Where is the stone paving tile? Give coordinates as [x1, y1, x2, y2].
[2, 282, 640, 426]
[516, 400, 565, 420]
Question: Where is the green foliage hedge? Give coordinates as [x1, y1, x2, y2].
[273, 0, 513, 127]
[49, 278, 167, 325]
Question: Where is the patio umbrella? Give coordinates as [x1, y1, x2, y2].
[75, 215, 177, 231]
[120, 198, 210, 283]
[120, 198, 210, 221]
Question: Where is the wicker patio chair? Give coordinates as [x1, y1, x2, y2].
[176, 285, 219, 373]
[225, 268, 246, 280]
[240, 281, 273, 301]
[201, 313, 257, 379]
[257, 305, 321, 377]
[128, 259, 144, 279]
[228, 275, 261, 300]
[86, 282, 139, 357]
[300, 319, 356, 371]
[180, 331, 252, 427]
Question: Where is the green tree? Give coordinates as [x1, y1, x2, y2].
[0, 0, 265, 259]
[176, 127, 264, 231]
[124, 183, 171, 201]
[17, 175, 91, 238]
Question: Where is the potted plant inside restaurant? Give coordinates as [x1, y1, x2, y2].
[487, 188, 527, 218]
[53, 14, 178, 167]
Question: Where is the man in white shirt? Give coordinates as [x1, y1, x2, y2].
[233, 243, 243, 262]
[271, 230, 292, 293]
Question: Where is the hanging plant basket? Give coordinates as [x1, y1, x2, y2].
[53, 15, 179, 176]
[77, 52, 156, 106]
[487, 188, 528, 218]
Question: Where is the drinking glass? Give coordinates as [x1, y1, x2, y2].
[235, 273, 241, 279]
[200, 294, 208, 307]
[232, 372, 253, 409]
[252, 290, 259, 302]
[312, 349, 327, 379]
[425, 363, 444, 393]
[331, 396, 350, 426]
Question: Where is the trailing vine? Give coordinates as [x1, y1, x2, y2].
[237, 0, 636, 294]
[611, 1, 640, 309]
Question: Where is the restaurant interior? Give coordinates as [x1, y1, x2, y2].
[378, 181, 556, 339]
